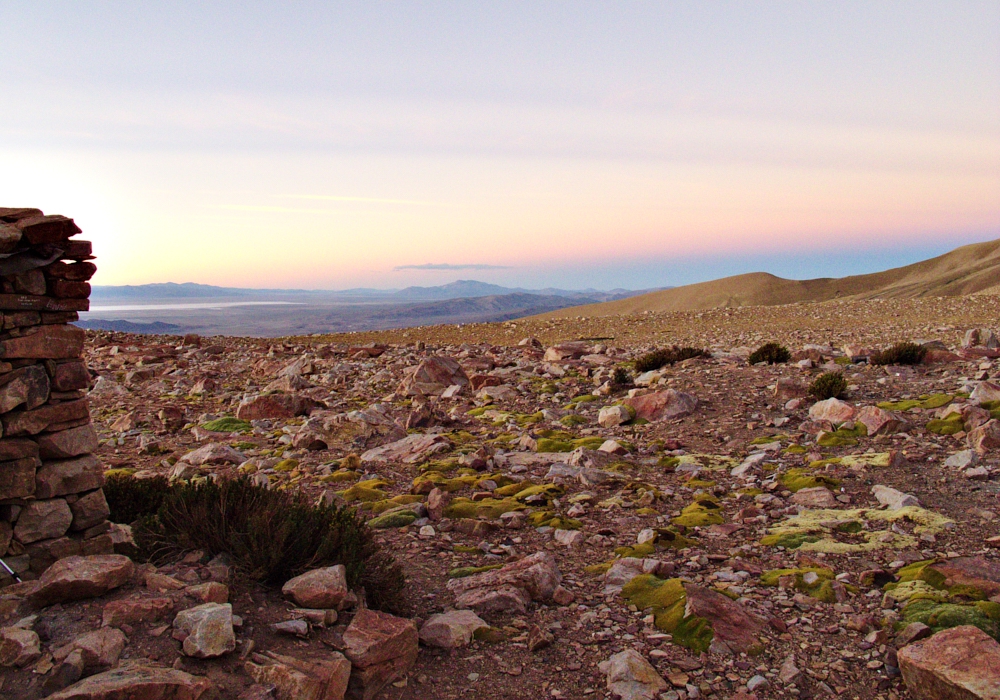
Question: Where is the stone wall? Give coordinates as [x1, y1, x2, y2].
[0, 207, 109, 584]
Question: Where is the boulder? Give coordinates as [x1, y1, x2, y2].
[447, 551, 561, 615]
[970, 381, 1000, 406]
[38, 424, 100, 460]
[282, 566, 350, 610]
[53, 628, 127, 672]
[35, 454, 104, 499]
[236, 393, 317, 421]
[179, 442, 245, 466]
[418, 609, 488, 648]
[103, 597, 175, 627]
[603, 558, 673, 595]
[173, 603, 236, 658]
[808, 398, 856, 424]
[14, 498, 73, 543]
[790, 486, 839, 508]
[872, 484, 920, 510]
[624, 390, 698, 421]
[360, 433, 451, 464]
[343, 609, 419, 700]
[0, 364, 50, 413]
[598, 405, 634, 428]
[683, 583, 763, 654]
[969, 420, 1000, 454]
[543, 342, 588, 361]
[774, 378, 807, 401]
[600, 649, 667, 700]
[398, 356, 469, 397]
[856, 406, 907, 436]
[898, 625, 1000, 700]
[246, 651, 351, 700]
[30, 554, 135, 606]
[0, 626, 42, 667]
[46, 662, 216, 700]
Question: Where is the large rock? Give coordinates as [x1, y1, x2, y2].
[970, 381, 1000, 406]
[246, 651, 351, 700]
[30, 554, 135, 606]
[872, 484, 920, 510]
[928, 557, 1000, 599]
[397, 356, 469, 396]
[53, 628, 127, 672]
[598, 404, 634, 428]
[38, 424, 99, 459]
[418, 610, 488, 648]
[236, 393, 317, 420]
[14, 497, 73, 543]
[360, 433, 451, 464]
[35, 454, 104, 499]
[282, 565, 350, 609]
[102, 597, 175, 627]
[683, 583, 763, 654]
[969, 420, 1000, 454]
[0, 324, 85, 360]
[624, 390, 698, 421]
[70, 489, 111, 530]
[543, 342, 589, 361]
[600, 649, 668, 700]
[790, 486, 839, 508]
[173, 603, 235, 658]
[0, 364, 50, 412]
[4, 398, 90, 436]
[0, 626, 42, 667]
[46, 662, 216, 700]
[0, 455, 39, 499]
[856, 405, 906, 436]
[603, 558, 673, 595]
[343, 609, 418, 700]
[179, 442, 245, 466]
[898, 625, 1000, 700]
[447, 551, 561, 615]
[808, 398, 856, 423]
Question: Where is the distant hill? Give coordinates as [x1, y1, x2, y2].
[535, 238, 1000, 318]
[75, 320, 182, 333]
[91, 279, 645, 304]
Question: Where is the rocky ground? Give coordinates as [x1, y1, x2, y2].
[3, 296, 1000, 700]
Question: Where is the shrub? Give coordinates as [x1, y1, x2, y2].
[869, 342, 926, 366]
[634, 346, 710, 373]
[611, 367, 632, 387]
[105, 473, 172, 524]
[809, 372, 847, 400]
[748, 342, 791, 365]
[131, 475, 407, 614]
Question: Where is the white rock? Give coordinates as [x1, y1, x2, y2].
[872, 485, 920, 510]
[600, 648, 667, 700]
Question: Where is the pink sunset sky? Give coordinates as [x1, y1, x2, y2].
[1, 2, 997, 290]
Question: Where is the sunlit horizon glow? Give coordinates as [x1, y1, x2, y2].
[1, 2, 997, 290]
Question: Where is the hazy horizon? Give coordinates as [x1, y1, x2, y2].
[2, 2, 997, 290]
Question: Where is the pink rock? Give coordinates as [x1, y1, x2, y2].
[31, 555, 135, 606]
[46, 662, 216, 700]
[0, 626, 42, 667]
[447, 551, 562, 615]
[53, 628, 127, 672]
[418, 609, 488, 648]
[683, 583, 763, 654]
[343, 609, 418, 700]
[808, 398, 856, 424]
[236, 393, 317, 420]
[179, 442, 245, 466]
[898, 625, 1000, 700]
[246, 651, 351, 700]
[397, 356, 469, 396]
[282, 566, 350, 609]
[624, 390, 699, 421]
[856, 406, 907, 436]
[360, 433, 451, 464]
[969, 420, 1000, 454]
[789, 487, 838, 508]
[102, 597, 175, 627]
[543, 342, 589, 361]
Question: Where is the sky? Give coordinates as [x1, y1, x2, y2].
[0, 2, 998, 290]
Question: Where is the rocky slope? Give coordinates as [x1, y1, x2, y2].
[2, 297, 1000, 700]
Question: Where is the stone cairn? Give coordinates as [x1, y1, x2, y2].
[0, 207, 109, 584]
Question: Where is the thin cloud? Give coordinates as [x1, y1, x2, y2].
[393, 263, 512, 271]
[282, 194, 444, 206]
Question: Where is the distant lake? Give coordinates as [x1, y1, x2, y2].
[86, 301, 304, 312]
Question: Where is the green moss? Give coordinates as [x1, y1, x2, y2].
[761, 506, 953, 553]
[274, 459, 299, 472]
[783, 444, 808, 455]
[512, 483, 564, 503]
[369, 494, 424, 514]
[443, 497, 525, 520]
[926, 415, 965, 435]
[760, 567, 839, 602]
[202, 416, 252, 433]
[338, 484, 388, 502]
[449, 564, 503, 578]
[472, 626, 507, 643]
[878, 394, 954, 411]
[778, 468, 840, 493]
[760, 532, 822, 549]
[104, 467, 138, 478]
[560, 414, 588, 427]
[536, 435, 606, 453]
[750, 435, 787, 445]
[318, 469, 360, 483]
[620, 576, 714, 653]
[566, 394, 599, 405]
[367, 511, 417, 529]
[817, 423, 867, 447]
[585, 562, 614, 575]
[614, 529, 695, 557]
[900, 599, 1000, 640]
[671, 497, 724, 528]
[658, 456, 680, 470]
[527, 511, 582, 529]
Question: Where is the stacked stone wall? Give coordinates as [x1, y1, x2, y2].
[0, 207, 109, 583]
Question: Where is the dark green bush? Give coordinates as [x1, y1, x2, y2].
[869, 342, 926, 366]
[105, 473, 172, 524]
[809, 372, 847, 400]
[131, 475, 407, 614]
[634, 346, 710, 373]
[611, 367, 632, 387]
[748, 342, 791, 365]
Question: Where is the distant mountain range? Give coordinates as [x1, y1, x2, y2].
[537, 238, 1000, 318]
[90, 280, 640, 304]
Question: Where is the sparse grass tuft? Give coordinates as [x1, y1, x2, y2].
[634, 346, 710, 373]
[748, 342, 791, 365]
[809, 372, 848, 400]
[869, 342, 926, 366]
